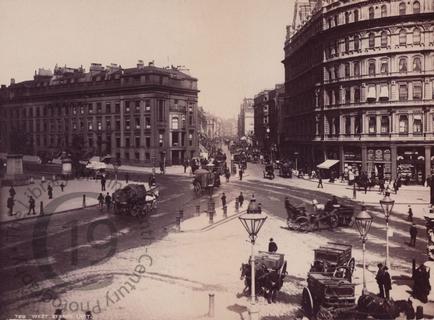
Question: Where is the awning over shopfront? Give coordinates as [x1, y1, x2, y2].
[317, 159, 339, 169]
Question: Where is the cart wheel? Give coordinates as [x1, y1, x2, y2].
[347, 257, 355, 275]
[329, 213, 339, 229]
[295, 216, 311, 232]
[130, 205, 140, 217]
[302, 287, 314, 317]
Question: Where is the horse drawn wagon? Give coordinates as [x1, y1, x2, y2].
[113, 183, 159, 217]
[278, 162, 292, 178]
[286, 199, 354, 232]
[192, 168, 219, 195]
[240, 251, 287, 303]
[263, 164, 275, 180]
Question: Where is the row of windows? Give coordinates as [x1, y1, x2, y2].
[326, 1, 425, 29]
[325, 80, 430, 106]
[327, 27, 428, 58]
[326, 55, 427, 80]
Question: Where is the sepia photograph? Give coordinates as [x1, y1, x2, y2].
[1, 0, 434, 319]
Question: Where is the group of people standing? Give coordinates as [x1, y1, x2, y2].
[98, 192, 113, 211]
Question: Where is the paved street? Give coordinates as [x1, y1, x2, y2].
[0, 161, 433, 319]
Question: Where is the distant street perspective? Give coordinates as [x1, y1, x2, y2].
[1, 0, 434, 319]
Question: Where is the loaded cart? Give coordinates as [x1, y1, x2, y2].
[113, 183, 159, 217]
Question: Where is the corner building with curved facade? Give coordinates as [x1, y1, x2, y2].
[283, 0, 434, 184]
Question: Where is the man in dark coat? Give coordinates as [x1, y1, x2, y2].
[9, 186, 16, 198]
[317, 175, 323, 188]
[7, 196, 14, 216]
[284, 196, 291, 220]
[105, 192, 112, 211]
[410, 223, 417, 247]
[28, 196, 36, 215]
[383, 266, 392, 300]
[101, 176, 106, 191]
[221, 193, 227, 207]
[268, 238, 278, 253]
[238, 192, 244, 207]
[376, 263, 385, 298]
[47, 184, 53, 199]
[239, 168, 243, 181]
[413, 264, 431, 303]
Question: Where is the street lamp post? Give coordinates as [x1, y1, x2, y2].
[239, 195, 267, 320]
[354, 206, 374, 293]
[380, 192, 395, 269]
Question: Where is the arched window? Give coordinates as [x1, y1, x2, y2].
[369, 6, 375, 19]
[345, 12, 350, 24]
[399, 115, 409, 133]
[380, 58, 389, 74]
[399, 2, 406, 15]
[381, 116, 390, 133]
[399, 29, 407, 45]
[369, 32, 375, 48]
[345, 37, 350, 52]
[354, 61, 360, 76]
[368, 60, 376, 76]
[345, 63, 350, 77]
[171, 116, 179, 130]
[354, 9, 359, 22]
[413, 57, 422, 71]
[381, 5, 387, 17]
[399, 57, 408, 72]
[413, 27, 421, 44]
[413, 1, 421, 14]
[354, 35, 360, 51]
[381, 31, 388, 47]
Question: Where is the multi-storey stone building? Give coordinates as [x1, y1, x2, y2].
[283, 0, 434, 184]
[0, 61, 199, 166]
[238, 98, 255, 139]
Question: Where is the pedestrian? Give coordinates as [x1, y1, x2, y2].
[268, 238, 278, 253]
[60, 182, 65, 192]
[7, 196, 14, 216]
[239, 168, 243, 181]
[98, 193, 104, 210]
[410, 223, 417, 247]
[47, 184, 53, 199]
[125, 172, 129, 184]
[408, 205, 413, 222]
[376, 263, 385, 298]
[383, 266, 392, 300]
[413, 263, 431, 303]
[225, 168, 230, 183]
[159, 161, 164, 174]
[28, 196, 36, 215]
[101, 176, 106, 191]
[221, 193, 226, 207]
[379, 178, 385, 194]
[239, 192, 244, 207]
[317, 175, 323, 188]
[9, 186, 16, 198]
[105, 192, 112, 211]
[285, 196, 291, 220]
[149, 174, 156, 186]
[183, 160, 188, 173]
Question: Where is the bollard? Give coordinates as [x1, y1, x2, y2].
[196, 205, 200, 216]
[208, 293, 215, 317]
[179, 209, 184, 220]
[82, 194, 86, 208]
[223, 205, 227, 217]
[40, 201, 44, 215]
[416, 306, 423, 319]
[235, 199, 239, 212]
[176, 216, 181, 232]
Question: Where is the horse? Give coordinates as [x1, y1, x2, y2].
[357, 292, 412, 319]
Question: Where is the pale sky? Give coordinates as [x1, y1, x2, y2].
[0, 0, 294, 119]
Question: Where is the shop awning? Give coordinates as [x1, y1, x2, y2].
[317, 159, 340, 169]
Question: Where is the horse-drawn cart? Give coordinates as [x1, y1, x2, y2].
[192, 168, 219, 195]
[113, 183, 159, 217]
[240, 251, 287, 303]
[263, 164, 275, 179]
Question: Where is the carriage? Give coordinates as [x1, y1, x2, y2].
[278, 162, 292, 178]
[240, 251, 287, 303]
[263, 164, 275, 179]
[192, 168, 219, 195]
[113, 183, 159, 217]
[309, 242, 355, 280]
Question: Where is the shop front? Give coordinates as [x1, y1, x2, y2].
[343, 147, 362, 179]
[397, 147, 425, 185]
[366, 147, 392, 180]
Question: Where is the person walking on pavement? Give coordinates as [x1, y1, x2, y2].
[98, 193, 104, 210]
[221, 193, 226, 208]
[268, 238, 278, 253]
[125, 172, 129, 184]
[47, 184, 53, 199]
[408, 205, 413, 221]
[7, 196, 14, 216]
[225, 168, 230, 183]
[60, 182, 65, 192]
[105, 192, 112, 211]
[183, 160, 188, 173]
[101, 176, 106, 191]
[238, 192, 244, 207]
[317, 175, 323, 188]
[383, 266, 392, 300]
[9, 186, 16, 198]
[28, 196, 36, 215]
[410, 223, 418, 247]
[239, 168, 243, 181]
[376, 263, 385, 298]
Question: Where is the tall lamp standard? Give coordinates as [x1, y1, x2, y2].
[265, 127, 271, 163]
[380, 192, 395, 269]
[239, 195, 267, 320]
[354, 206, 373, 293]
